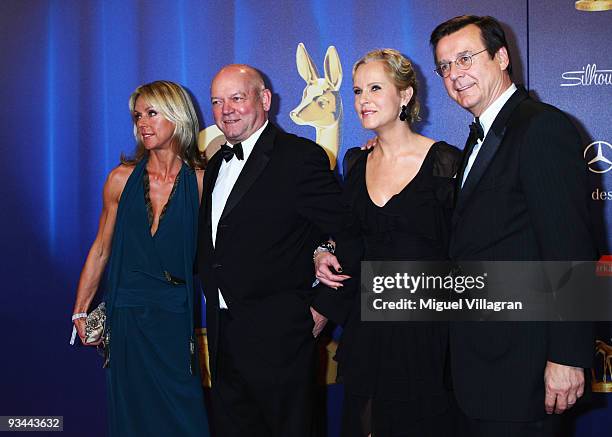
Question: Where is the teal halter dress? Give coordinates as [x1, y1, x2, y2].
[104, 159, 209, 437]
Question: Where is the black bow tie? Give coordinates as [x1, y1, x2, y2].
[468, 118, 484, 145]
[221, 142, 244, 162]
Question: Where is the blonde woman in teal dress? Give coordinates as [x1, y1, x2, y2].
[71, 81, 210, 436]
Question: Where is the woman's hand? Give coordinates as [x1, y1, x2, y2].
[361, 136, 379, 150]
[314, 251, 351, 288]
[73, 318, 102, 346]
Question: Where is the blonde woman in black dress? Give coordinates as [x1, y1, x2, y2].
[315, 49, 461, 437]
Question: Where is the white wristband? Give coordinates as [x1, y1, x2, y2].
[72, 312, 87, 321]
[70, 313, 88, 345]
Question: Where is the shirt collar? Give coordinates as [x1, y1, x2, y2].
[227, 120, 268, 162]
[477, 83, 517, 138]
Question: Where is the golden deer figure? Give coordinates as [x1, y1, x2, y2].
[290, 43, 343, 169]
[595, 339, 612, 383]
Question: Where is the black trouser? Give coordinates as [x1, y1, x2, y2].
[210, 309, 317, 437]
[455, 411, 561, 437]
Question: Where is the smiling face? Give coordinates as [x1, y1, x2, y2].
[133, 96, 176, 151]
[434, 24, 511, 117]
[210, 66, 271, 144]
[352, 60, 411, 133]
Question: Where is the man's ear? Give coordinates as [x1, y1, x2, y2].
[496, 47, 510, 71]
[261, 88, 272, 111]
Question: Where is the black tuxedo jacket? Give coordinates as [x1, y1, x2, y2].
[449, 87, 596, 421]
[196, 123, 349, 380]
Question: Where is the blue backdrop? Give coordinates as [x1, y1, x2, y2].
[1, 1, 610, 435]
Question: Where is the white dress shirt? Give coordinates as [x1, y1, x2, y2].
[461, 84, 517, 188]
[211, 120, 268, 308]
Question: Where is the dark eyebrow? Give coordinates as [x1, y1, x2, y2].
[438, 50, 472, 64]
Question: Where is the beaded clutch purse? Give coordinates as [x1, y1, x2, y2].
[85, 302, 110, 367]
[84, 302, 106, 344]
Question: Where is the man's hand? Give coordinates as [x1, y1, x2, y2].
[314, 251, 350, 288]
[310, 307, 328, 338]
[544, 360, 585, 414]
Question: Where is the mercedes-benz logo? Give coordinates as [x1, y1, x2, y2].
[584, 140, 612, 173]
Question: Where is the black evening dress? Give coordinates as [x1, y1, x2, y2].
[336, 142, 461, 437]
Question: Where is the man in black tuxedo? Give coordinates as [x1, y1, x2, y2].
[430, 15, 596, 436]
[197, 64, 347, 437]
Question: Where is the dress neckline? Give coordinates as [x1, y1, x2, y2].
[144, 163, 183, 237]
[365, 142, 438, 209]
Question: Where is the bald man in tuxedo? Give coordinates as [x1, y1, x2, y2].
[197, 64, 350, 437]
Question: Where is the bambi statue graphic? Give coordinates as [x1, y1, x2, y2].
[290, 43, 343, 169]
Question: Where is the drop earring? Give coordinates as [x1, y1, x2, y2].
[399, 105, 409, 122]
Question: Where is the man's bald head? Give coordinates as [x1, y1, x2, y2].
[212, 64, 266, 94]
[210, 64, 272, 144]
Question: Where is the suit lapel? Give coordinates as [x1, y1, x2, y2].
[219, 123, 276, 221]
[454, 134, 477, 207]
[454, 87, 529, 215]
[202, 152, 223, 233]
